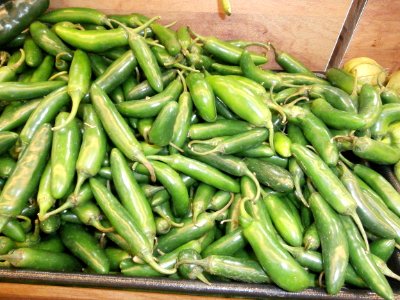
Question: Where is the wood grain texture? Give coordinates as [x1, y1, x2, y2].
[0, 283, 234, 300]
[342, 0, 400, 73]
[48, 0, 353, 71]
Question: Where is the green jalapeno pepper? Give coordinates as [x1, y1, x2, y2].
[0, 123, 51, 232]
[90, 83, 155, 181]
[309, 192, 349, 294]
[51, 112, 82, 199]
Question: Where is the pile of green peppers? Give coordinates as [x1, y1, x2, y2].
[0, 3, 400, 300]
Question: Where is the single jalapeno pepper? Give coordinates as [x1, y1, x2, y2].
[30, 21, 73, 60]
[380, 89, 400, 104]
[202, 228, 246, 257]
[264, 194, 304, 247]
[211, 63, 243, 76]
[0, 99, 40, 132]
[0, 123, 51, 232]
[150, 23, 181, 56]
[278, 72, 329, 87]
[39, 214, 61, 234]
[6, 32, 28, 49]
[126, 69, 177, 100]
[191, 32, 267, 66]
[370, 239, 396, 262]
[135, 159, 190, 218]
[31, 234, 65, 253]
[340, 215, 394, 300]
[283, 104, 338, 166]
[0, 80, 66, 102]
[179, 254, 272, 284]
[2, 218, 26, 242]
[309, 84, 357, 113]
[208, 190, 232, 211]
[37, 162, 55, 220]
[110, 148, 156, 243]
[188, 119, 253, 140]
[189, 128, 268, 156]
[325, 68, 355, 95]
[291, 144, 367, 244]
[283, 245, 366, 288]
[240, 51, 281, 90]
[24, 36, 43, 67]
[273, 131, 292, 157]
[90, 83, 156, 181]
[272, 45, 315, 76]
[0, 49, 25, 83]
[113, 19, 163, 93]
[310, 97, 365, 130]
[73, 104, 107, 195]
[352, 136, 400, 165]
[19, 86, 69, 147]
[60, 223, 110, 274]
[244, 157, 293, 193]
[357, 83, 382, 129]
[0, 0, 49, 47]
[0, 247, 81, 272]
[105, 247, 131, 271]
[169, 85, 192, 154]
[0, 156, 16, 178]
[192, 183, 216, 222]
[117, 78, 183, 118]
[352, 164, 400, 218]
[309, 192, 349, 295]
[302, 223, 320, 251]
[94, 50, 137, 95]
[177, 26, 191, 53]
[72, 201, 113, 233]
[53, 50, 91, 131]
[370, 103, 400, 139]
[90, 178, 175, 275]
[39, 7, 112, 27]
[29, 55, 54, 83]
[147, 154, 240, 193]
[236, 143, 274, 158]
[287, 123, 308, 146]
[186, 72, 217, 122]
[177, 249, 209, 284]
[357, 178, 400, 244]
[239, 198, 315, 292]
[155, 197, 233, 253]
[148, 101, 179, 147]
[0, 131, 18, 155]
[206, 75, 275, 150]
[0, 236, 16, 255]
[51, 112, 82, 199]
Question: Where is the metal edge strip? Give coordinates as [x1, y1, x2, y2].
[326, 0, 369, 70]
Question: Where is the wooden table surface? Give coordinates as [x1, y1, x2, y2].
[0, 283, 234, 300]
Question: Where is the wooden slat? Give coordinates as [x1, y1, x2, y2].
[48, 0, 353, 72]
[0, 283, 234, 300]
[342, 0, 400, 73]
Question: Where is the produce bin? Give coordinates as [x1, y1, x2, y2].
[1, 0, 400, 299]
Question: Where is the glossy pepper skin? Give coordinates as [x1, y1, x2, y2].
[240, 199, 315, 292]
[0, 0, 49, 46]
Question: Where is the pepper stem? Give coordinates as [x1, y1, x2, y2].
[144, 254, 176, 275]
[52, 92, 82, 131]
[208, 193, 234, 221]
[294, 178, 309, 208]
[92, 220, 114, 233]
[350, 212, 370, 252]
[245, 170, 261, 203]
[49, 71, 68, 81]
[338, 154, 355, 169]
[10, 49, 25, 72]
